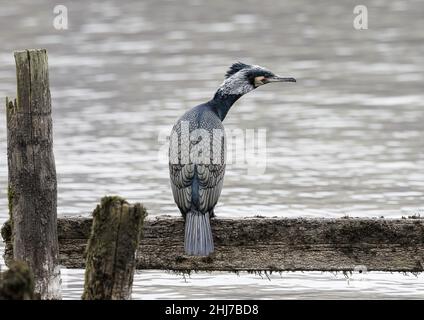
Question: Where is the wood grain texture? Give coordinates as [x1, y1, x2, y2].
[82, 197, 147, 300]
[4, 216, 423, 272]
[6, 49, 60, 299]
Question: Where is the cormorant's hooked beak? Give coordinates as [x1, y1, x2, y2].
[266, 75, 296, 83]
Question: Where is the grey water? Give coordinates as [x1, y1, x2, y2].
[0, 0, 423, 299]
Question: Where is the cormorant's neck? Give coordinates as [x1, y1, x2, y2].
[212, 91, 243, 121]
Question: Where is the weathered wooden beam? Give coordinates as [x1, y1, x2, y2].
[4, 216, 424, 272]
[82, 197, 147, 300]
[6, 49, 61, 299]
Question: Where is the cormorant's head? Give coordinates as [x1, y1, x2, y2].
[216, 62, 296, 97]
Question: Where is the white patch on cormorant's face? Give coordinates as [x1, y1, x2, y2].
[216, 65, 272, 96]
[217, 69, 254, 96]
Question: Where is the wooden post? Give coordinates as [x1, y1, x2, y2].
[6, 49, 61, 299]
[82, 196, 147, 300]
[0, 260, 35, 300]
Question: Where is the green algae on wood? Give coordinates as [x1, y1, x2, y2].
[7, 185, 14, 219]
[0, 260, 35, 300]
[6, 185, 15, 242]
[82, 196, 147, 300]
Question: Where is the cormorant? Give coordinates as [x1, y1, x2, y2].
[169, 62, 296, 256]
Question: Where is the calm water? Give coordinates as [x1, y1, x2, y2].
[0, 0, 423, 299]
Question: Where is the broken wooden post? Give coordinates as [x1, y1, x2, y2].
[6, 49, 61, 299]
[0, 260, 35, 300]
[82, 196, 147, 300]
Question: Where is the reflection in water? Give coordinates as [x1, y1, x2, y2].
[0, 0, 423, 299]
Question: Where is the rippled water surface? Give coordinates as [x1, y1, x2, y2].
[0, 0, 423, 299]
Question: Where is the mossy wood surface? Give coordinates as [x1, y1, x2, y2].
[82, 197, 147, 300]
[4, 216, 423, 272]
[6, 49, 60, 299]
[0, 260, 35, 300]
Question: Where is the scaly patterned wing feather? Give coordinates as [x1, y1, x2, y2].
[197, 164, 225, 213]
[169, 121, 194, 214]
[169, 163, 194, 214]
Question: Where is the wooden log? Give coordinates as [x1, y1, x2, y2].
[82, 197, 147, 300]
[6, 49, 61, 299]
[0, 260, 35, 300]
[3, 216, 424, 272]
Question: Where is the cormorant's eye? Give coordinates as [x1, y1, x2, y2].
[253, 76, 266, 87]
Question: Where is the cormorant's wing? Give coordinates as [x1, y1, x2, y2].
[169, 119, 194, 214]
[196, 119, 226, 213]
[169, 163, 194, 214]
[197, 163, 225, 213]
[169, 109, 226, 215]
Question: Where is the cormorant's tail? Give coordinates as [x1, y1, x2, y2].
[184, 211, 214, 256]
